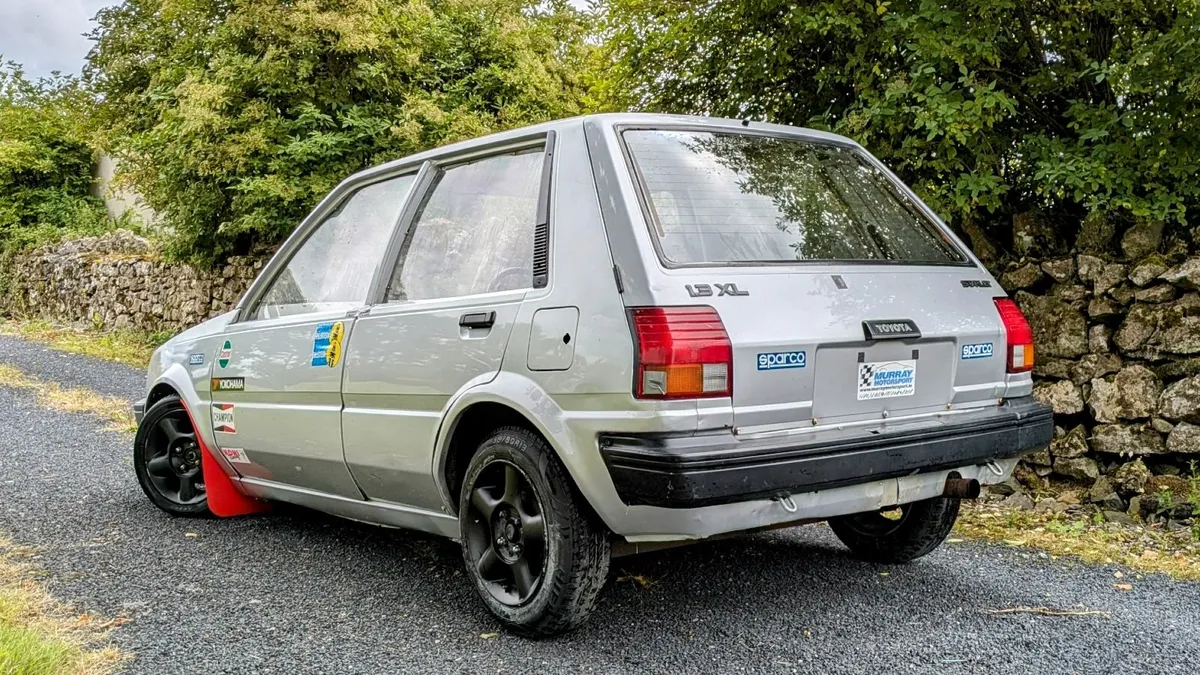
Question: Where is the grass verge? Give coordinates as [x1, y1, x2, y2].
[0, 364, 135, 433]
[0, 318, 167, 370]
[955, 501, 1200, 581]
[0, 538, 127, 675]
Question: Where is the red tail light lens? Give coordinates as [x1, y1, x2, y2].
[631, 306, 733, 399]
[994, 297, 1034, 373]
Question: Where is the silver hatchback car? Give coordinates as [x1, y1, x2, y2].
[133, 113, 1052, 636]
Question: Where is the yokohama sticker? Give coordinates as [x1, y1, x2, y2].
[221, 447, 250, 464]
[211, 403, 236, 434]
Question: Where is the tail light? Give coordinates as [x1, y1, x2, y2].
[630, 306, 732, 399]
[994, 297, 1034, 373]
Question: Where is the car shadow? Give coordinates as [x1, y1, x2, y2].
[240, 502, 1017, 645]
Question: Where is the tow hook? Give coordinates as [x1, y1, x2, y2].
[773, 494, 798, 513]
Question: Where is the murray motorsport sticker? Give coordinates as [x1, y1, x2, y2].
[311, 321, 345, 367]
[211, 403, 237, 434]
[221, 447, 251, 464]
[857, 359, 917, 400]
[217, 339, 232, 368]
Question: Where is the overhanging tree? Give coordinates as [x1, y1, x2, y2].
[87, 0, 594, 264]
[599, 0, 1200, 257]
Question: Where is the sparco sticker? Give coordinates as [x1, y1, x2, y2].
[211, 403, 236, 434]
[857, 360, 917, 400]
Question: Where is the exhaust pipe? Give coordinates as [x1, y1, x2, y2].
[943, 477, 980, 499]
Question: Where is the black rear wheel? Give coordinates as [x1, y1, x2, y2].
[463, 460, 547, 606]
[828, 496, 960, 563]
[134, 396, 209, 517]
[459, 427, 610, 638]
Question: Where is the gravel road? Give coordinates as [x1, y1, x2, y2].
[1, 334, 1199, 674]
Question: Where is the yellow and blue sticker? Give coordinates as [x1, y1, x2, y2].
[311, 321, 345, 368]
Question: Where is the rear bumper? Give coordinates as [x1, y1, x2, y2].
[599, 397, 1053, 508]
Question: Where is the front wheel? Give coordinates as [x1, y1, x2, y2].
[458, 427, 610, 638]
[828, 496, 960, 563]
[133, 396, 209, 517]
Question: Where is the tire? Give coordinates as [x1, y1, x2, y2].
[458, 427, 610, 638]
[133, 395, 210, 517]
[828, 496, 960, 564]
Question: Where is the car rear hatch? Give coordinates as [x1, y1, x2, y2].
[712, 267, 1008, 433]
[610, 122, 1018, 435]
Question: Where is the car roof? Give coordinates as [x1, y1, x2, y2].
[343, 113, 860, 184]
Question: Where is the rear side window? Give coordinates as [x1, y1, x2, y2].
[622, 129, 965, 265]
[386, 149, 543, 302]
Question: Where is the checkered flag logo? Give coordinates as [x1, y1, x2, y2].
[859, 364, 875, 387]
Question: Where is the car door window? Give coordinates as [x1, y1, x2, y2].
[252, 174, 416, 319]
[386, 149, 543, 302]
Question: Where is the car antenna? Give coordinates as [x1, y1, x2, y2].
[741, 119, 750, 127]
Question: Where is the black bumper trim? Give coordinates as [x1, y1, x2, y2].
[599, 398, 1053, 508]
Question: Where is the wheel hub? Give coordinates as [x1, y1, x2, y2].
[492, 506, 524, 563]
[169, 440, 201, 476]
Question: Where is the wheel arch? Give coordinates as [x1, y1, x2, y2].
[435, 373, 578, 516]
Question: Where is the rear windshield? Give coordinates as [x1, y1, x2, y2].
[622, 129, 966, 265]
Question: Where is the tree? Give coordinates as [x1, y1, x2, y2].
[87, 0, 594, 264]
[599, 0, 1200, 255]
[0, 61, 104, 236]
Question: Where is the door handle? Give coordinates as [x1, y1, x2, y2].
[459, 311, 496, 329]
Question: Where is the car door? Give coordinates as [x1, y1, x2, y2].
[210, 172, 417, 498]
[341, 137, 552, 510]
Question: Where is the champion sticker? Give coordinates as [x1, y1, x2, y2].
[757, 351, 807, 370]
[311, 321, 345, 368]
[857, 360, 917, 400]
[211, 403, 236, 434]
[211, 377, 245, 392]
[961, 343, 994, 360]
[188, 353, 205, 366]
[221, 447, 250, 464]
[217, 340, 232, 369]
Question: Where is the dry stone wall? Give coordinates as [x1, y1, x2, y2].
[995, 215, 1200, 523]
[1, 230, 264, 332]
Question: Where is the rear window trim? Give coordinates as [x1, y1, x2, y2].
[613, 124, 974, 270]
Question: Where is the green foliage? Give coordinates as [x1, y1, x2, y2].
[599, 0, 1200, 243]
[87, 0, 595, 265]
[0, 61, 107, 238]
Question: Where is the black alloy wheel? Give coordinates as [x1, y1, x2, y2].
[463, 460, 546, 606]
[133, 396, 210, 516]
[828, 496, 961, 564]
[458, 427, 611, 637]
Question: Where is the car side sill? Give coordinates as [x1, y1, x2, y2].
[237, 477, 459, 538]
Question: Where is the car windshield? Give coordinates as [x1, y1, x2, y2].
[622, 129, 966, 265]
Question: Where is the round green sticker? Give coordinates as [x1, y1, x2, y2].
[218, 340, 232, 369]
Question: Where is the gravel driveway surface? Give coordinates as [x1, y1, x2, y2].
[1, 334, 1198, 674]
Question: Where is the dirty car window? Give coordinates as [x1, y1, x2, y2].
[386, 149, 542, 302]
[623, 130, 964, 265]
[253, 174, 415, 319]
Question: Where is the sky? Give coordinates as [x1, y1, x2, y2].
[1, 0, 113, 78]
[2, 0, 593, 80]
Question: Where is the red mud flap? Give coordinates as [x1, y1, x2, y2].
[200, 445, 271, 517]
[179, 401, 270, 518]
